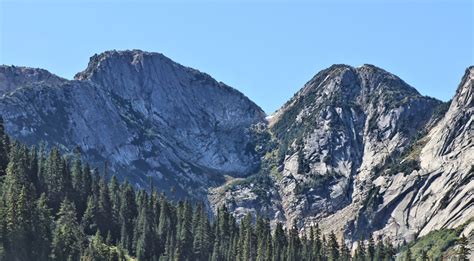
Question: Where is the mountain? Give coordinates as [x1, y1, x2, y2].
[210, 64, 473, 245]
[0, 51, 472, 247]
[0, 50, 265, 199]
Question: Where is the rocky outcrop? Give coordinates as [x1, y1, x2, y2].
[211, 64, 473, 246]
[0, 66, 66, 95]
[0, 50, 265, 198]
[1, 51, 472, 246]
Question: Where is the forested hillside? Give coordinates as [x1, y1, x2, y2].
[0, 117, 363, 260]
[0, 117, 470, 261]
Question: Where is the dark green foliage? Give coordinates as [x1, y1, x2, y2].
[457, 235, 470, 261]
[397, 227, 466, 261]
[0, 118, 10, 177]
[50, 199, 85, 261]
[0, 130, 464, 261]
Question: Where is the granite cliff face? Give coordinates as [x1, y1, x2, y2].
[210, 64, 473, 245]
[0, 50, 266, 198]
[0, 51, 472, 245]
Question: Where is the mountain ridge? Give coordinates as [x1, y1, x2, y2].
[0, 50, 472, 247]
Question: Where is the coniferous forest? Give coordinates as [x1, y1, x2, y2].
[0, 116, 468, 261]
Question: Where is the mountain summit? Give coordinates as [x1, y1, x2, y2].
[0, 50, 472, 246]
[211, 62, 472, 244]
[0, 50, 265, 198]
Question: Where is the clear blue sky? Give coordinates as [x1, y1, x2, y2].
[1, 0, 473, 114]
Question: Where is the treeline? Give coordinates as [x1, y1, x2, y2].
[0, 119, 403, 261]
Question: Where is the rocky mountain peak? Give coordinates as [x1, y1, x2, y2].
[0, 65, 66, 96]
[0, 50, 266, 198]
[453, 66, 474, 108]
[74, 50, 170, 81]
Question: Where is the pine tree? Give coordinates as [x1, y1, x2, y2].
[97, 175, 113, 237]
[82, 196, 99, 235]
[158, 195, 173, 256]
[458, 234, 470, 261]
[384, 238, 395, 261]
[327, 231, 339, 261]
[135, 194, 156, 261]
[256, 216, 271, 261]
[403, 246, 412, 261]
[355, 241, 366, 261]
[119, 181, 137, 255]
[241, 213, 255, 261]
[367, 235, 375, 261]
[82, 164, 93, 203]
[192, 203, 210, 261]
[272, 223, 286, 261]
[286, 221, 300, 261]
[313, 224, 322, 261]
[33, 194, 53, 261]
[45, 148, 72, 212]
[340, 237, 350, 261]
[419, 250, 428, 261]
[176, 201, 193, 260]
[374, 237, 385, 261]
[70, 150, 85, 216]
[50, 199, 85, 261]
[2, 144, 37, 260]
[0, 117, 10, 177]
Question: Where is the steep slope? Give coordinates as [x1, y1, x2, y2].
[0, 50, 266, 198]
[210, 64, 471, 245]
[1, 52, 471, 246]
[0, 66, 66, 95]
[367, 66, 473, 243]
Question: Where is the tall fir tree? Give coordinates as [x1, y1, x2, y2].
[0, 117, 10, 177]
[119, 181, 137, 255]
[272, 222, 286, 261]
[50, 199, 85, 261]
[457, 235, 470, 261]
[82, 196, 99, 235]
[327, 231, 339, 261]
[33, 193, 53, 261]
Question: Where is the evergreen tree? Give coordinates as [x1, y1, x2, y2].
[355, 241, 366, 261]
[98, 175, 113, 237]
[135, 194, 156, 261]
[192, 203, 210, 261]
[45, 148, 72, 212]
[71, 150, 86, 216]
[256, 217, 271, 261]
[82, 196, 99, 235]
[119, 181, 137, 255]
[176, 201, 193, 260]
[81, 231, 109, 261]
[367, 235, 375, 261]
[384, 239, 395, 261]
[33, 194, 53, 261]
[327, 231, 339, 261]
[0, 117, 10, 177]
[2, 144, 37, 260]
[340, 237, 350, 261]
[313, 224, 322, 261]
[374, 237, 385, 261]
[286, 221, 300, 261]
[419, 250, 428, 261]
[403, 247, 412, 261]
[241, 213, 255, 261]
[50, 199, 85, 261]
[272, 223, 286, 261]
[458, 234, 470, 261]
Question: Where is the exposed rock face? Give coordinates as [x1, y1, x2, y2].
[0, 66, 66, 95]
[210, 64, 473, 245]
[1, 51, 472, 245]
[0, 50, 265, 198]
